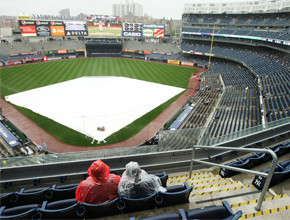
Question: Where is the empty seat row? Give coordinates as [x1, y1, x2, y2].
[219, 141, 290, 178]
[131, 201, 242, 220]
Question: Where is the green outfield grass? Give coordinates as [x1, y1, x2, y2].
[0, 58, 197, 146]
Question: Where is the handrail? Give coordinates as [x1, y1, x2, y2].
[189, 145, 278, 211]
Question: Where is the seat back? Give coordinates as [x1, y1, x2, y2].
[39, 198, 81, 219]
[82, 197, 120, 218]
[156, 182, 193, 207]
[0, 204, 41, 219]
[120, 193, 157, 213]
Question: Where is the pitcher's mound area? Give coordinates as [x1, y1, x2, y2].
[5, 76, 184, 143]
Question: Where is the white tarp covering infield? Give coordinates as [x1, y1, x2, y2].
[5, 77, 185, 143]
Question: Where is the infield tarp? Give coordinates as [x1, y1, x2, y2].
[5, 77, 184, 143]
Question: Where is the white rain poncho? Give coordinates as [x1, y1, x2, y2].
[118, 161, 166, 198]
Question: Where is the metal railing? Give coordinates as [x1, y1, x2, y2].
[1, 118, 288, 168]
[189, 145, 278, 211]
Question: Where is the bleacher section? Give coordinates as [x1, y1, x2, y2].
[261, 70, 290, 123]
[180, 75, 222, 130]
[0, 40, 85, 56]
[183, 12, 289, 27]
[122, 41, 181, 61]
[182, 12, 290, 45]
[202, 63, 261, 138]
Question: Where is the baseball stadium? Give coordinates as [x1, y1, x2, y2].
[0, 0, 289, 219]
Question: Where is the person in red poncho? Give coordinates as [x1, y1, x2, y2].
[75, 160, 121, 204]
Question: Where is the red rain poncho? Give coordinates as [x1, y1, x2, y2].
[75, 160, 121, 204]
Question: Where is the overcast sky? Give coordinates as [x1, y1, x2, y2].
[2, 0, 247, 19]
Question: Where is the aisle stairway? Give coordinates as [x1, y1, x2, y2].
[124, 169, 290, 220]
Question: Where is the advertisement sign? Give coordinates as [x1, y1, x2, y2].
[181, 61, 194, 66]
[19, 20, 37, 36]
[88, 22, 122, 37]
[168, 60, 180, 65]
[194, 52, 204, 55]
[6, 60, 22, 66]
[50, 21, 65, 36]
[143, 28, 154, 38]
[122, 31, 142, 37]
[64, 21, 88, 36]
[122, 49, 137, 52]
[142, 24, 165, 39]
[154, 29, 164, 38]
[58, 49, 68, 54]
[35, 20, 51, 36]
[50, 26, 65, 36]
[143, 24, 165, 29]
[19, 20, 35, 26]
[19, 16, 31, 20]
[19, 20, 86, 37]
[22, 57, 43, 63]
[20, 25, 37, 36]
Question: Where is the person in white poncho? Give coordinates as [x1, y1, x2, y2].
[118, 161, 166, 198]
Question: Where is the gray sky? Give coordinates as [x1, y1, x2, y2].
[1, 0, 244, 20]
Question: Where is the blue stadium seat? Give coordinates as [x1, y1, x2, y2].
[81, 197, 121, 218]
[252, 159, 290, 190]
[38, 198, 81, 219]
[155, 182, 193, 208]
[0, 204, 41, 219]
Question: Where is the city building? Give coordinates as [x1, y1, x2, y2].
[113, 0, 143, 18]
[59, 8, 70, 17]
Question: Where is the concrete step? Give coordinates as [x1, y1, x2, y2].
[168, 174, 226, 186]
[168, 171, 215, 181]
[189, 184, 258, 206]
[230, 194, 290, 218]
[188, 177, 230, 187]
[190, 180, 243, 193]
[239, 204, 290, 219]
[230, 194, 289, 210]
[247, 207, 290, 220]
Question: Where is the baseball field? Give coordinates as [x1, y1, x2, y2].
[1, 58, 197, 146]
